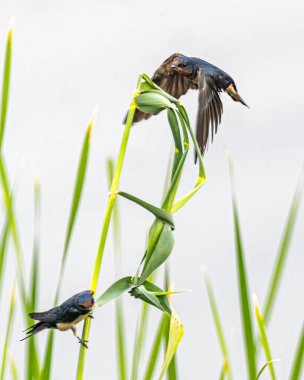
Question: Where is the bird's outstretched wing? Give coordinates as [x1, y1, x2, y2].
[195, 68, 223, 161]
[133, 53, 196, 122]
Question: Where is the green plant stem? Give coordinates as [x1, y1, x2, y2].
[75, 76, 142, 380]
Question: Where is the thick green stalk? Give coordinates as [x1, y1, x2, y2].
[75, 76, 142, 380]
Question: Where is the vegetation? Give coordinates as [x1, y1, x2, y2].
[0, 19, 303, 380]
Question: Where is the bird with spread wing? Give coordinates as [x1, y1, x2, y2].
[131, 53, 248, 161]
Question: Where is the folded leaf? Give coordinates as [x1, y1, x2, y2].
[95, 276, 133, 307]
[129, 281, 171, 315]
[135, 92, 173, 114]
[158, 312, 184, 380]
[118, 191, 174, 229]
[138, 224, 174, 285]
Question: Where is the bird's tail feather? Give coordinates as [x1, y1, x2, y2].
[226, 84, 249, 108]
[20, 321, 51, 341]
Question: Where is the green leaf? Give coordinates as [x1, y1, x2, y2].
[138, 224, 174, 285]
[167, 108, 183, 176]
[256, 360, 280, 380]
[130, 281, 171, 315]
[106, 158, 128, 380]
[0, 218, 9, 304]
[158, 312, 184, 380]
[0, 20, 13, 151]
[144, 316, 166, 380]
[42, 110, 95, 380]
[253, 295, 275, 380]
[95, 276, 133, 307]
[289, 323, 304, 380]
[0, 282, 16, 380]
[55, 111, 95, 301]
[141, 74, 180, 104]
[263, 172, 303, 325]
[26, 179, 41, 380]
[76, 76, 142, 380]
[118, 191, 174, 229]
[131, 301, 149, 380]
[170, 104, 206, 213]
[8, 352, 18, 380]
[228, 157, 256, 380]
[135, 92, 173, 114]
[0, 156, 27, 309]
[203, 268, 232, 380]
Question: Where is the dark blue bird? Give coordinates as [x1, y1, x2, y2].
[133, 53, 248, 161]
[21, 290, 94, 348]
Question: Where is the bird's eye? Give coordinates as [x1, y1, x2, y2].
[180, 63, 186, 68]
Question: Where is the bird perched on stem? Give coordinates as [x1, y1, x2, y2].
[132, 53, 248, 161]
[21, 290, 94, 348]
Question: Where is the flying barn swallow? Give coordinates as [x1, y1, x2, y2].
[132, 53, 248, 161]
[21, 290, 94, 348]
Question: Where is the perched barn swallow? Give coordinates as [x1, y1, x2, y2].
[132, 53, 248, 161]
[21, 290, 94, 348]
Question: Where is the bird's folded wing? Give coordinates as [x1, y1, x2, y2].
[29, 307, 61, 322]
[196, 69, 223, 159]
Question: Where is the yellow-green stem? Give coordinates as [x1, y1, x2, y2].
[75, 76, 142, 380]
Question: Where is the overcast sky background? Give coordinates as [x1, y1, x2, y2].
[1, 0, 304, 379]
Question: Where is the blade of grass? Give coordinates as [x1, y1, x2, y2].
[262, 171, 304, 325]
[0, 281, 16, 380]
[76, 75, 142, 380]
[202, 268, 233, 380]
[0, 218, 9, 304]
[158, 311, 184, 380]
[41, 111, 95, 380]
[163, 265, 178, 380]
[143, 315, 166, 380]
[289, 323, 304, 380]
[256, 360, 280, 380]
[228, 156, 256, 380]
[8, 351, 18, 380]
[107, 158, 128, 380]
[131, 301, 150, 380]
[26, 179, 41, 380]
[253, 295, 276, 380]
[0, 17, 13, 151]
[0, 18, 27, 312]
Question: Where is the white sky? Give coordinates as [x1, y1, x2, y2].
[0, 0, 304, 379]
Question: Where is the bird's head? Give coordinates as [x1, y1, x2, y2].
[76, 290, 94, 311]
[171, 55, 193, 76]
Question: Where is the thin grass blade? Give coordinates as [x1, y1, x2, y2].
[118, 191, 174, 229]
[8, 351, 18, 380]
[41, 110, 95, 380]
[263, 171, 304, 324]
[0, 281, 16, 380]
[0, 156, 27, 309]
[107, 158, 128, 380]
[26, 179, 41, 380]
[76, 76, 142, 380]
[228, 156, 256, 379]
[253, 295, 276, 380]
[0, 219, 9, 304]
[289, 323, 304, 380]
[203, 268, 233, 380]
[158, 311, 184, 380]
[131, 301, 149, 380]
[144, 316, 166, 380]
[0, 18, 13, 151]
